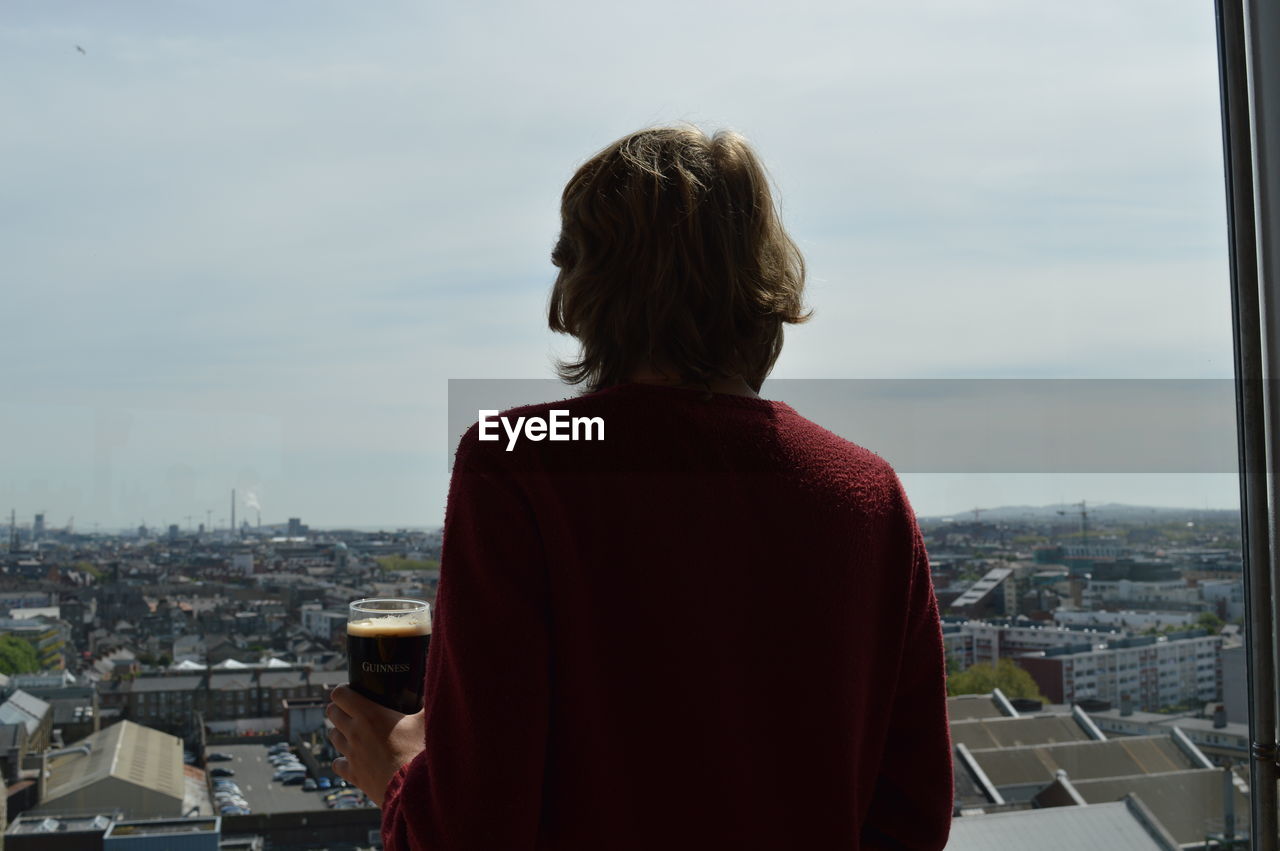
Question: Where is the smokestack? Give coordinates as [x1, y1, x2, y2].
[231, 489, 236, 538]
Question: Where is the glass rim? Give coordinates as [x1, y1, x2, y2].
[349, 597, 430, 615]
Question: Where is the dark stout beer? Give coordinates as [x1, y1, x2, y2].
[347, 601, 431, 714]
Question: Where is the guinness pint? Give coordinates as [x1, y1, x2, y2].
[347, 598, 431, 714]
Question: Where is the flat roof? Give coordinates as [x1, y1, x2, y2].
[104, 817, 219, 836]
[1090, 708, 1248, 738]
[7, 813, 115, 835]
[947, 801, 1171, 851]
[950, 714, 1092, 750]
[0, 689, 50, 735]
[947, 695, 1006, 721]
[1070, 768, 1250, 846]
[968, 736, 1194, 790]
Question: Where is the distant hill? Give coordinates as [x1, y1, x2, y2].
[922, 503, 1239, 524]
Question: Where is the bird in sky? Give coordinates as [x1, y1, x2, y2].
[75, 45, 86, 55]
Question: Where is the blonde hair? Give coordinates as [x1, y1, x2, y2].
[548, 125, 810, 392]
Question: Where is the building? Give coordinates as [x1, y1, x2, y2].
[30, 721, 185, 819]
[231, 552, 254, 576]
[0, 721, 28, 784]
[98, 666, 325, 729]
[257, 669, 308, 713]
[1081, 576, 1198, 609]
[1222, 643, 1248, 725]
[282, 697, 326, 742]
[103, 816, 220, 849]
[1199, 578, 1245, 620]
[1088, 704, 1250, 766]
[1052, 609, 1198, 632]
[7, 812, 120, 850]
[122, 675, 201, 728]
[1016, 630, 1223, 710]
[14, 673, 101, 744]
[301, 608, 347, 644]
[946, 798, 1180, 851]
[0, 691, 52, 754]
[948, 567, 1014, 618]
[1035, 766, 1250, 848]
[0, 618, 71, 670]
[942, 619, 1124, 671]
[959, 733, 1207, 804]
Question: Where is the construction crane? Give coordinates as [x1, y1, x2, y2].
[1057, 500, 1089, 543]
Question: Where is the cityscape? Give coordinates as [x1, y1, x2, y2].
[0, 498, 1247, 849]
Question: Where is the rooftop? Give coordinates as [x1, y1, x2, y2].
[946, 799, 1176, 851]
[963, 735, 1198, 801]
[947, 694, 1008, 722]
[949, 713, 1093, 751]
[6, 813, 117, 835]
[949, 567, 1014, 609]
[1066, 768, 1251, 846]
[130, 675, 203, 693]
[43, 720, 184, 806]
[0, 689, 51, 735]
[104, 816, 219, 836]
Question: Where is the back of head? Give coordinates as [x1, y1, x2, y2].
[548, 125, 810, 393]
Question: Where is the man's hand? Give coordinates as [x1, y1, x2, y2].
[326, 685, 426, 807]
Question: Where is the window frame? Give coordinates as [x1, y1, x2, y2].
[1215, 1, 1280, 849]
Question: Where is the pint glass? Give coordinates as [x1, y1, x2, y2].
[347, 598, 431, 714]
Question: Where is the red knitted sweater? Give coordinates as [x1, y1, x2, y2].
[380, 382, 953, 850]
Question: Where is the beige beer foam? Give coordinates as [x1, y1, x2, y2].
[348, 614, 431, 636]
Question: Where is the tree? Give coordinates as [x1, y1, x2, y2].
[0, 635, 41, 675]
[1195, 612, 1225, 634]
[374, 555, 440, 572]
[947, 658, 1045, 701]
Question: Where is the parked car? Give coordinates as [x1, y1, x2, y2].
[302, 778, 317, 791]
[282, 774, 307, 786]
[210, 768, 235, 777]
[327, 792, 362, 805]
[317, 777, 331, 790]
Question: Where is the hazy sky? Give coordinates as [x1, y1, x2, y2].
[1, 1, 1237, 530]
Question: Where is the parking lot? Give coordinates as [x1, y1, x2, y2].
[206, 743, 345, 814]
